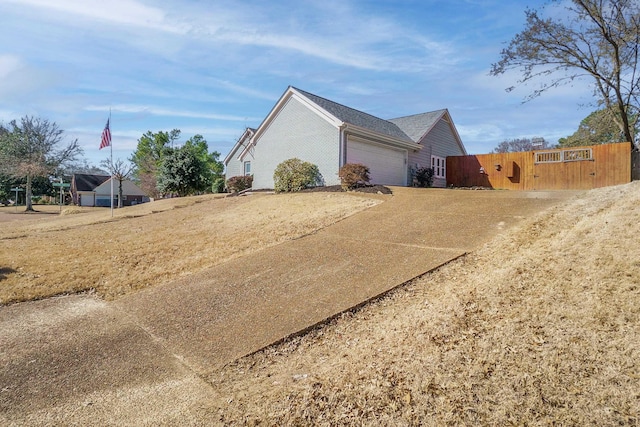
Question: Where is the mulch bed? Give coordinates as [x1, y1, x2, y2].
[300, 185, 392, 194]
[227, 185, 393, 196]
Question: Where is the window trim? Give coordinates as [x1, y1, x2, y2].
[431, 155, 446, 179]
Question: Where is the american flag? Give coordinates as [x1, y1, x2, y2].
[99, 118, 111, 150]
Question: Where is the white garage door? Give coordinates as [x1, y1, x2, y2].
[80, 193, 95, 206]
[346, 140, 407, 186]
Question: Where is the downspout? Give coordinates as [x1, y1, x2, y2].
[339, 125, 347, 167]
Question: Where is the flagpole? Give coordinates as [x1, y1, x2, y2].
[109, 109, 114, 217]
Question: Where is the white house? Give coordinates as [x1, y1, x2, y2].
[224, 86, 467, 189]
[71, 174, 149, 207]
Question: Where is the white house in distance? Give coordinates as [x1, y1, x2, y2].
[70, 174, 149, 207]
[224, 86, 467, 189]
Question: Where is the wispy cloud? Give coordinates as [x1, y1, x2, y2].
[0, 54, 21, 79]
[84, 105, 260, 122]
[0, 0, 596, 166]
[5, 0, 187, 33]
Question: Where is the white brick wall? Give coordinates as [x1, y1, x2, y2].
[225, 155, 245, 179]
[251, 97, 341, 189]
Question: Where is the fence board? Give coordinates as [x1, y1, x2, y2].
[633, 151, 640, 181]
[447, 142, 631, 190]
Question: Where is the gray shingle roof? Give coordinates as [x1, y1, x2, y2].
[72, 174, 110, 192]
[388, 110, 447, 143]
[294, 87, 414, 142]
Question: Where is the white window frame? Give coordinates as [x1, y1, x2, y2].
[431, 155, 446, 179]
[243, 161, 252, 176]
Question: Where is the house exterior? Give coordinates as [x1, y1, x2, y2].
[223, 86, 467, 189]
[71, 174, 149, 207]
[71, 174, 110, 206]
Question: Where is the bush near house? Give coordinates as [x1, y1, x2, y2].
[273, 158, 322, 193]
[226, 175, 253, 193]
[212, 176, 226, 193]
[415, 167, 435, 187]
[338, 163, 371, 190]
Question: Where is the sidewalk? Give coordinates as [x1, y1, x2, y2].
[0, 188, 575, 425]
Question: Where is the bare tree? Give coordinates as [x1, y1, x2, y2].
[0, 116, 81, 211]
[100, 157, 134, 208]
[493, 137, 551, 153]
[491, 0, 640, 149]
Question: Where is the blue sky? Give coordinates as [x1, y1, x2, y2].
[0, 0, 595, 167]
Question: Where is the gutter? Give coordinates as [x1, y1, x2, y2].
[343, 123, 423, 151]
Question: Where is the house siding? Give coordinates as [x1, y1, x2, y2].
[250, 96, 341, 189]
[225, 134, 251, 179]
[408, 118, 465, 187]
[225, 153, 245, 179]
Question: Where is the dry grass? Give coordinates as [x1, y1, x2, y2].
[0, 193, 380, 305]
[205, 182, 640, 426]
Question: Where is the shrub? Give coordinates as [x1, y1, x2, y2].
[226, 175, 253, 193]
[212, 177, 226, 193]
[339, 163, 370, 190]
[273, 158, 322, 192]
[415, 167, 435, 187]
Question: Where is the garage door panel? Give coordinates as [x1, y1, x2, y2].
[80, 193, 95, 206]
[347, 140, 406, 186]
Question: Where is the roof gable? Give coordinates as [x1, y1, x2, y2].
[223, 127, 255, 165]
[388, 110, 447, 142]
[72, 174, 110, 192]
[390, 109, 467, 155]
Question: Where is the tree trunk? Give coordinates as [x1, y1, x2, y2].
[118, 178, 123, 208]
[25, 174, 34, 212]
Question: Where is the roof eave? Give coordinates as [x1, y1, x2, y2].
[409, 109, 468, 156]
[224, 128, 254, 165]
[343, 123, 422, 151]
[441, 110, 468, 155]
[240, 87, 344, 159]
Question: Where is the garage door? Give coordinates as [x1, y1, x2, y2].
[346, 139, 406, 186]
[80, 193, 95, 206]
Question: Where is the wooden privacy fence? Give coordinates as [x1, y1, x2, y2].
[633, 150, 640, 181]
[447, 142, 632, 190]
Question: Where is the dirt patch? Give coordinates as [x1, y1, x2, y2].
[0, 208, 60, 223]
[0, 192, 381, 305]
[202, 182, 640, 426]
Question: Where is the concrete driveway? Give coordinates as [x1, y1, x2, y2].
[0, 188, 577, 425]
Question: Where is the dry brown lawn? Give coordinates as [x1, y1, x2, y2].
[0, 192, 381, 305]
[203, 182, 640, 426]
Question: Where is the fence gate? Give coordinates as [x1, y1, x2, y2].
[533, 148, 595, 190]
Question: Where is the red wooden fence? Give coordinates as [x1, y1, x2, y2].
[447, 142, 632, 190]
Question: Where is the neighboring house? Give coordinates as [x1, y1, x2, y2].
[71, 174, 110, 206]
[223, 86, 467, 189]
[70, 174, 149, 207]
